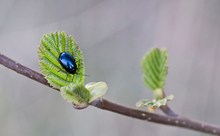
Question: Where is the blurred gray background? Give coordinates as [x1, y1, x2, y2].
[0, 0, 220, 136]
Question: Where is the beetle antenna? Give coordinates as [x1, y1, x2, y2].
[76, 73, 90, 77]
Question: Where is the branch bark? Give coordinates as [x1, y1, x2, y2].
[0, 53, 220, 135]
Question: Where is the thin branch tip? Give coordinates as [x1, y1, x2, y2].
[0, 53, 220, 135]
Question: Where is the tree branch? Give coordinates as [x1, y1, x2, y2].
[0, 53, 220, 135]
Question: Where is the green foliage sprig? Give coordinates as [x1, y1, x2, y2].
[38, 32, 107, 108]
[137, 48, 173, 110]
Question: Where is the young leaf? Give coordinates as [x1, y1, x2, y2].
[141, 48, 168, 91]
[85, 82, 108, 103]
[137, 48, 173, 109]
[60, 82, 108, 107]
[60, 83, 90, 108]
[38, 32, 85, 89]
[136, 95, 174, 109]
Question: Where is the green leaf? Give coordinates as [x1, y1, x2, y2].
[60, 83, 90, 108]
[141, 48, 168, 91]
[85, 82, 108, 103]
[136, 94, 174, 108]
[38, 32, 85, 89]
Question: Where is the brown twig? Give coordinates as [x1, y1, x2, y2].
[0, 53, 220, 135]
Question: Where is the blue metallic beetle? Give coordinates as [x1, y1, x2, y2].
[58, 52, 77, 74]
